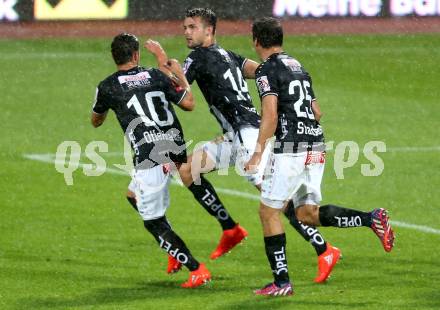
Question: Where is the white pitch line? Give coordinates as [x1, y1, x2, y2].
[213, 187, 259, 201]
[23, 153, 440, 236]
[389, 221, 440, 235]
[23, 153, 129, 176]
[0, 52, 103, 60]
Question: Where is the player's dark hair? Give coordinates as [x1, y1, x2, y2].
[185, 8, 217, 35]
[111, 33, 139, 65]
[252, 17, 283, 48]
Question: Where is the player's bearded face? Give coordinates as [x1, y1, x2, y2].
[183, 17, 210, 48]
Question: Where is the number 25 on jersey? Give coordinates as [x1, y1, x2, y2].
[288, 80, 315, 120]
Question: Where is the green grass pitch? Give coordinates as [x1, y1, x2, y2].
[0, 33, 439, 309]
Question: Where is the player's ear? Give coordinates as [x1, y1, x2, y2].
[133, 51, 140, 64]
[253, 38, 259, 48]
[205, 25, 214, 37]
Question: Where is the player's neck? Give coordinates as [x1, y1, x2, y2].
[117, 61, 138, 71]
[201, 37, 216, 48]
[260, 47, 283, 61]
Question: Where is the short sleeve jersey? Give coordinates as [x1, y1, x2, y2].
[255, 53, 324, 153]
[182, 44, 260, 133]
[92, 66, 187, 169]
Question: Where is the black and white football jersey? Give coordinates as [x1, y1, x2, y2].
[92, 66, 187, 169]
[183, 44, 260, 133]
[255, 52, 324, 153]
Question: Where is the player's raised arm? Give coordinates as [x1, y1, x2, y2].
[243, 59, 260, 79]
[165, 59, 194, 111]
[144, 39, 170, 74]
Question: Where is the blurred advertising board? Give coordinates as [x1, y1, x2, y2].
[1, 0, 440, 22]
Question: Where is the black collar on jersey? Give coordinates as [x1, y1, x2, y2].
[193, 43, 218, 50]
[268, 51, 286, 59]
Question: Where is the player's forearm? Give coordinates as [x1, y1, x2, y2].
[166, 59, 191, 92]
[255, 113, 277, 154]
[155, 52, 169, 71]
[91, 111, 107, 128]
[243, 59, 259, 79]
[254, 96, 278, 153]
[311, 100, 322, 122]
[179, 91, 194, 111]
[172, 71, 190, 89]
[155, 55, 171, 77]
[171, 71, 190, 90]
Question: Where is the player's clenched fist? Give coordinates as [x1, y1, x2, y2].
[244, 152, 262, 174]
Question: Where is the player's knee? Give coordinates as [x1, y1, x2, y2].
[295, 205, 319, 225]
[191, 149, 216, 176]
[178, 162, 193, 186]
[258, 204, 266, 221]
[259, 203, 278, 223]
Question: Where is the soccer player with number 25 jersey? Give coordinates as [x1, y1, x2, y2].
[246, 17, 395, 297]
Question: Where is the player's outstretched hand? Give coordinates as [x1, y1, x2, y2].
[244, 153, 262, 174]
[144, 39, 168, 65]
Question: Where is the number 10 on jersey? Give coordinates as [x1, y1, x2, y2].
[126, 91, 174, 127]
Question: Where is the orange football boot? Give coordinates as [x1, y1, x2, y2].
[210, 224, 248, 259]
[314, 243, 341, 283]
[181, 263, 211, 288]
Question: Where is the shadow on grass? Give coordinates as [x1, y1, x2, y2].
[217, 299, 374, 310]
[16, 283, 377, 310]
[14, 280, 231, 309]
